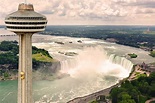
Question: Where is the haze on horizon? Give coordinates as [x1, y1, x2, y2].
[0, 0, 155, 25]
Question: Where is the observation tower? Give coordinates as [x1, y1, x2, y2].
[5, 2, 47, 103]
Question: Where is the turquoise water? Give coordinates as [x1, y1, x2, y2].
[0, 76, 119, 103]
[0, 80, 17, 103]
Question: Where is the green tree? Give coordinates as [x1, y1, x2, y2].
[4, 72, 9, 78]
[90, 101, 98, 103]
[118, 92, 136, 103]
[119, 99, 136, 103]
[138, 81, 150, 95]
[150, 51, 155, 57]
[129, 89, 140, 103]
[121, 80, 133, 90]
[148, 81, 155, 97]
[110, 87, 126, 103]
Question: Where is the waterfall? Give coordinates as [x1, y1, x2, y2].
[109, 54, 133, 73]
[60, 46, 134, 79]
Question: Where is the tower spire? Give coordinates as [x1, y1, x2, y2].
[25, 0, 27, 4]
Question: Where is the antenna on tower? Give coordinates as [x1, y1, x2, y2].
[25, 0, 27, 4]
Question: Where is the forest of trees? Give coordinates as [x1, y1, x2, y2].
[43, 26, 155, 50]
[0, 41, 53, 68]
[110, 72, 155, 103]
[43, 26, 155, 58]
[0, 41, 18, 67]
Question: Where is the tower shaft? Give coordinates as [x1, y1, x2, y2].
[18, 33, 33, 103]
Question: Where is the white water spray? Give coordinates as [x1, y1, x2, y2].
[61, 46, 133, 79]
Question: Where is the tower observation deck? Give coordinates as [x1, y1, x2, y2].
[5, 3, 47, 103]
[5, 3, 47, 33]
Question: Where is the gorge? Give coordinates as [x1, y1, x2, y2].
[0, 28, 155, 103]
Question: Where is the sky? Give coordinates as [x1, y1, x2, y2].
[0, 0, 155, 25]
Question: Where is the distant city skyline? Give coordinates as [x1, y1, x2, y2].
[1, 0, 155, 25]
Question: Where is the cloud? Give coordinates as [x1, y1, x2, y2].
[135, 8, 155, 14]
[129, 0, 155, 8]
[29, 0, 130, 18]
[0, 0, 155, 25]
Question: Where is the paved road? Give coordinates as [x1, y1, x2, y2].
[145, 98, 155, 103]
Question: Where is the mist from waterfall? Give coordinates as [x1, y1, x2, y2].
[60, 46, 133, 80]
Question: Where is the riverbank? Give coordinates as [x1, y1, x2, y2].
[0, 61, 61, 81]
[67, 84, 118, 103]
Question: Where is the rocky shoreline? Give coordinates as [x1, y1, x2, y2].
[67, 84, 119, 103]
[0, 61, 61, 81]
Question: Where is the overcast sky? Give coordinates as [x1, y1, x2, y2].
[0, 0, 155, 25]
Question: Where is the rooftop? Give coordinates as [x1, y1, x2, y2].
[5, 3, 46, 19]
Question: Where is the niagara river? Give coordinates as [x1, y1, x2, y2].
[0, 28, 155, 103]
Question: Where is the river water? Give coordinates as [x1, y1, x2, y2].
[0, 28, 155, 103]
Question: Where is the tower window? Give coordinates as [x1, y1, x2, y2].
[5, 22, 47, 25]
[6, 26, 45, 29]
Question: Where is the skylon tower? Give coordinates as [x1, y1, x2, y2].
[5, 2, 47, 103]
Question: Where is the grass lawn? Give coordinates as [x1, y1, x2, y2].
[143, 31, 155, 35]
[32, 53, 55, 62]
